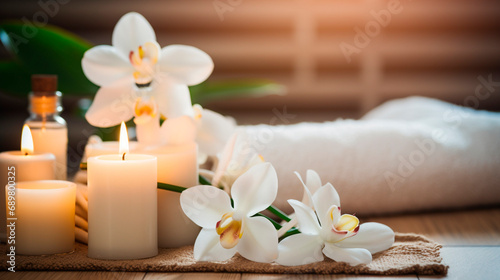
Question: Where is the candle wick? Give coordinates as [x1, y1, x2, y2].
[122, 153, 126, 161]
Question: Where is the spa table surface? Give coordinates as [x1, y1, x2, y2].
[2, 206, 499, 280]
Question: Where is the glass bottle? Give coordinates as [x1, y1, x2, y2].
[25, 75, 68, 180]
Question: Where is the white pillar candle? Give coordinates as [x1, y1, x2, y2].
[0, 125, 56, 241]
[11, 180, 75, 255]
[142, 142, 200, 248]
[87, 122, 158, 260]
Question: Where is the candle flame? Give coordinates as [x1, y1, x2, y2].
[21, 124, 34, 155]
[119, 121, 129, 160]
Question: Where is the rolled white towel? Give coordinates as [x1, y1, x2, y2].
[245, 97, 500, 215]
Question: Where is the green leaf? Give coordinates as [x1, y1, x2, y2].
[0, 60, 32, 95]
[0, 21, 98, 96]
[189, 79, 285, 105]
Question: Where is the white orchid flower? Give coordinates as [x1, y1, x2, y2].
[193, 104, 237, 164]
[276, 184, 395, 266]
[180, 163, 279, 263]
[277, 170, 339, 236]
[82, 12, 214, 129]
[211, 131, 264, 193]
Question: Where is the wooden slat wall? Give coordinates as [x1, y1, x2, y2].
[2, 0, 500, 113]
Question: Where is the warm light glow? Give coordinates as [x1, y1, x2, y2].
[119, 121, 129, 159]
[21, 124, 34, 155]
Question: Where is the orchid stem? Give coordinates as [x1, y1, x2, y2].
[157, 182, 187, 193]
[266, 205, 291, 222]
[279, 228, 301, 241]
[199, 174, 211, 185]
[253, 213, 282, 230]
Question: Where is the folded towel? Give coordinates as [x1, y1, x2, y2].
[245, 97, 500, 215]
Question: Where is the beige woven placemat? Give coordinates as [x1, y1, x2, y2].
[0, 233, 447, 275]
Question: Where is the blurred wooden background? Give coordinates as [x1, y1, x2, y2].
[2, 0, 500, 114]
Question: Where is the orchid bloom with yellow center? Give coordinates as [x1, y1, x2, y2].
[276, 183, 395, 266]
[81, 12, 213, 134]
[180, 163, 279, 262]
[277, 170, 338, 236]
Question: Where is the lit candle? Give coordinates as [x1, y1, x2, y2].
[0, 125, 56, 242]
[85, 139, 139, 159]
[142, 142, 200, 248]
[13, 180, 76, 255]
[87, 122, 158, 260]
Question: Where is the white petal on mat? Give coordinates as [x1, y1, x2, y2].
[276, 233, 324, 266]
[194, 228, 237, 261]
[237, 216, 278, 263]
[336, 222, 395, 254]
[323, 243, 372, 266]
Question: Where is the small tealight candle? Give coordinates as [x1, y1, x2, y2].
[13, 180, 76, 255]
[87, 122, 158, 260]
[0, 125, 56, 241]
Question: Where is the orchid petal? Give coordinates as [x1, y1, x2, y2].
[318, 205, 350, 243]
[306, 170, 322, 194]
[159, 116, 196, 145]
[152, 75, 194, 119]
[237, 216, 278, 263]
[85, 79, 136, 127]
[331, 205, 341, 226]
[196, 107, 236, 158]
[112, 12, 156, 57]
[218, 132, 263, 189]
[81, 45, 132, 86]
[194, 228, 237, 261]
[211, 132, 239, 189]
[295, 171, 314, 208]
[232, 163, 278, 216]
[323, 243, 372, 266]
[159, 44, 214, 86]
[288, 200, 321, 235]
[313, 183, 341, 226]
[180, 185, 233, 228]
[336, 222, 395, 254]
[276, 234, 324, 266]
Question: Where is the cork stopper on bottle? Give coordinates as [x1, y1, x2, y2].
[31, 75, 57, 96]
[30, 74, 60, 114]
